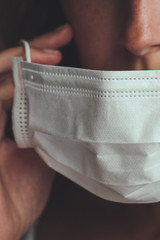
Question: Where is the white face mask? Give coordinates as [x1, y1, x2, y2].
[12, 41, 160, 204]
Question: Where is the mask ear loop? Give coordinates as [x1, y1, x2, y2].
[20, 40, 31, 63]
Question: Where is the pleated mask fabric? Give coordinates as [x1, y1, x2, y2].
[12, 42, 160, 203]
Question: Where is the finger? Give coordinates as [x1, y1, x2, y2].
[0, 24, 72, 74]
[0, 47, 23, 74]
[0, 47, 62, 74]
[29, 23, 73, 49]
[0, 74, 14, 100]
[29, 47, 62, 65]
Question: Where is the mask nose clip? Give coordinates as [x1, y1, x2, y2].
[20, 40, 31, 63]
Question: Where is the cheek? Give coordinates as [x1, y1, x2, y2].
[61, 0, 121, 70]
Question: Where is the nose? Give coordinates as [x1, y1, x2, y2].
[121, 0, 160, 56]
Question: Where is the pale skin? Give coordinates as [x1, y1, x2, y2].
[1, 0, 160, 239]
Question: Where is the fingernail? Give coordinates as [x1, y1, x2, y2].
[56, 23, 70, 32]
[43, 49, 59, 54]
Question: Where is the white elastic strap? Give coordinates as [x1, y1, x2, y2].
[20, 40, 31, 63]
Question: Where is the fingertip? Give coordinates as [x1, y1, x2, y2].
[29, 24, 73, 50]
[46, 50, 62, 65]
[56, 23, 73, 34]
[48, 23, 73, 48]
[57, 23, 73, 41]
[31, 48, 62, 65]
[63, 23, 74, 42]
[42, 50, 62, 65]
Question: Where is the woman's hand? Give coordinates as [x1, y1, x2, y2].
[0, 24, 73, 240]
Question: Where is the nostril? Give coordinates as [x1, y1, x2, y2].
[124, 42, 150, 56]
[152, 44, 160, 48]
[122, 32, 158, 56]
[121, 19, 160, 56]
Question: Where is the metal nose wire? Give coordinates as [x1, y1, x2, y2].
[20, 40, 31, 63]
